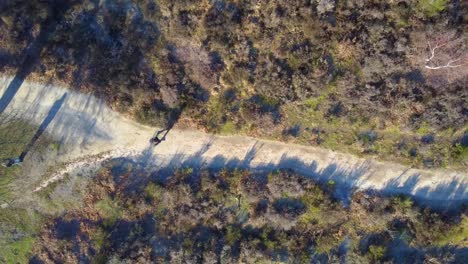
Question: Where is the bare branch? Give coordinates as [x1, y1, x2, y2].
[425, 58, 467, 69]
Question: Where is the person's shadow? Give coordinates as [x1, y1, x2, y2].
[18, 93, 68, 162]
[2, 93, 67, 167]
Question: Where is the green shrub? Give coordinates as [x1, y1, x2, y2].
[226, 225, 242, 246]
[436, 216, 468, 246]
[0, 236, 35, 264]
[144, 183, 164, 202]
[0, 209, 43, 263]
[418, 0, 447, 17]
[315, 235, 343, 253]
[95, 197, 122, 227]
[220, 121, 237, 135]
[134, 104, 168, 126]
[452, 143, 468, 162]
[90, 227, 107, 251]
[391, 195, 413, 212]
[368, 245, 386, 261]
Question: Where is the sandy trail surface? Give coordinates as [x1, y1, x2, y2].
[0, 76, 466, 208]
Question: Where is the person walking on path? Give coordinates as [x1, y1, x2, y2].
[150, 129, 169, 146]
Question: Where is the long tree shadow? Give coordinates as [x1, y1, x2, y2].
[113, 141, 467, 211]
[18, 93, 67, 162]
[38, 143, 467, 263]
[2, 0, 212, 130]
[0, 1, 77, 114]
[115, 141, 371, 205]
[382, 172, 468, 212]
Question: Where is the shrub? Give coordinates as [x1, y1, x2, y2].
[452, 143, 468, 163]
[391, 195, 413, 212]
[95, 196, 122, 227]
[226, 225, 242, 246]
[436, 216, 468, 246]
[220, 121, 237, 135]
[144, 183, 164, 202]
[134, 103, 168, 126]
[273, 198, 306, 217]
[418, 0, 447, 17]
[315, 234, 343, 253]
[368, 245, 386, 261]
[359, 130, 378, 145]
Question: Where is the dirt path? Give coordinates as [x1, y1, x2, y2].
[0, 76, 466, 208]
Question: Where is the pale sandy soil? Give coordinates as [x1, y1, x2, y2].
[0, 76, 466, 209]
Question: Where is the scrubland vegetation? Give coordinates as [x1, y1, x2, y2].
[27, 159, 467, 263]
[0, 0, 467, 263]
[0, 0, 466, 168]
[0, 118, 465, 263]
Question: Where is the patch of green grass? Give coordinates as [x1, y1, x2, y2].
[286, 54, 303, 70]
[299, 204, 322, 225]
[0, 167, 21, 202]
[51, 142, 61, 152]
[304, 95, 326, 111]
[299, 188, 326, 225]
[395, 16, 410, 28]
[436, 216, 468, 247]
[418, 0, 447, 17]
[222, 67, 251, 91]
[226, 169, 244, 193]
[90, 227, 108, 251]
[134, 103, 168, 127]
[315, 235, 343, 253]
[0, 120, 36, 159]
[416, 122, 432, 135]
[452, 144, 468, 163]
[322, 133, 342, 151]
[0, 208, 43, 235]
[391, 195, 413, 212]
[282, 99, 464, 168]
[182, 238, 194, 254]
[0, 208, 44, 263]
[0, 118, 54, 202]
[204, 94, 230, 132]
[237, 195, 252, 219]
[368, 245, 386, 261]
[95, 196, 123, 227]
[181, 167, 193, 176]
[260, 228, 278, 250]
[220, 121, 236, 135]
[144, 182, 164, 202]
[145, 182, 167, 218]
[226, 225, 242, 246]
[0, 236, 35, 264]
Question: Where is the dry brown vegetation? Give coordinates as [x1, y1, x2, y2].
[29, 159, 468, 263]
[0, 0, 467, 169]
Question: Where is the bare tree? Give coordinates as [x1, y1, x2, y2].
[409, 30, 468, 86]
[424, 32, 467, 70]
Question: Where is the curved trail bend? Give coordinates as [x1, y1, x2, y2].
[0, 76, 466, 208]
